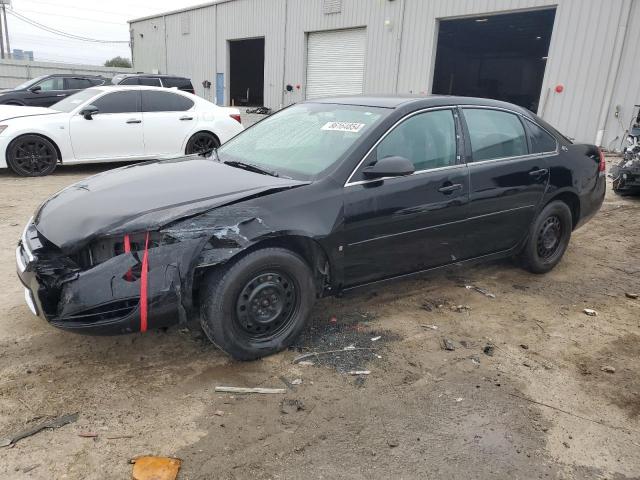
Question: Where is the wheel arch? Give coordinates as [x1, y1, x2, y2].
[545, 190, 580, 229]
[184, 130, 221, 153]
[7, 132, 62, 165]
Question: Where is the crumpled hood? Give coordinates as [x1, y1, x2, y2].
[34, 157, 306, 251]
[0, 104, 60, 121]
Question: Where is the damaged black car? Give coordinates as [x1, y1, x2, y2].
[16, 96, 606, 360]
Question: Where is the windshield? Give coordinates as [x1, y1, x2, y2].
[13, 76, 46, 90]
[50, 88, 101, 112]
[217, 103, 388, 180]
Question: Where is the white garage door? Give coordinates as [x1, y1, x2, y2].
[306, 28, 366, 99]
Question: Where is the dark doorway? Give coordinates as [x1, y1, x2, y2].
[229, 38, 265, 106]
[432, 9, 556, 112]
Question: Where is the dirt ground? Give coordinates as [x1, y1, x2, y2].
[0, 157, 639, 480]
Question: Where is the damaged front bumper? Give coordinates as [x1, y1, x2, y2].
[611, 156, 640, 193]
[16, 221, 201, 334]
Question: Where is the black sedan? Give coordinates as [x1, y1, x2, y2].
[0, 74, 106, 107]
[16, 96, 606, 360]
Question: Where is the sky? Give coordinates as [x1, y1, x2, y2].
[6, 0, 208, 66]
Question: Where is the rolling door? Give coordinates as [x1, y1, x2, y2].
[306, 28, 366, 99]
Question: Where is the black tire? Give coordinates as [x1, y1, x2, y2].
[200, 248, 316, 361]
[7, 134, 58, 177]
[185, 131, 220, 155]
[519, 201, 573, 274]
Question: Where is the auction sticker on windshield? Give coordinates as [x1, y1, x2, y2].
[321, 122, 365, 133]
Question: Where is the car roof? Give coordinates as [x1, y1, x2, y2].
[44, 73, 105, 78]
[89, 85, 191, 93]
[114, 73, 189, 79]
[306, 95, 533, 116]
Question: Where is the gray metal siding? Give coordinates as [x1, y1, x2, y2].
[130, 0, 640, 147]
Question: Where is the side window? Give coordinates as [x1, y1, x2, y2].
[463, 108, 528, 161]
[65, 78, 92, 90]
[92, 91, 140, 114]
[373, 109, 457, 172]
[138, 77, 162, 87]
[119, 77, 139, 86]
[162, 77, 192, 90]
[141, 90, 194, 112]
[36, 77, 64, 91]
[527, 120, 557, 154]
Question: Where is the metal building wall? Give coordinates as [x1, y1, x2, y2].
[130, 0, 639, 146]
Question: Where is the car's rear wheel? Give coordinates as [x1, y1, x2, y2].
[185, 131, 220, 155]
[519, 200, 572, 274]
[200, 248, 316, 360]
[7, 134, 58, 176]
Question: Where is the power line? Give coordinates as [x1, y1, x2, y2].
[7, 10, 129, 44]
[17, 0, 148, 17]
[16, 8, 128, 26]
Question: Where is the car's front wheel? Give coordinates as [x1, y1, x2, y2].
[200, 248, 316, 360]
[7, 134, 58, 176]
[185, 131, 220, 155]
[519, 200, 572, 274]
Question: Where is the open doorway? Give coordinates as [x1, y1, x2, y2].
[432, 9, 556, 112]
[229, 38, 264, 106]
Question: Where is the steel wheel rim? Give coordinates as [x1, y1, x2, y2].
[188, 134, 216, 154]
[235, 271, 298, 340]
[536, 215, 562, 259]
[12, 138, 55, 175]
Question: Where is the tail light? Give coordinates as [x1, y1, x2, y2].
[230, 114, 242, 124]
[598, 147, 606, 172]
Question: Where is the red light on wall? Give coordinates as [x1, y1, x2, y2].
[555, 84, 564, 93]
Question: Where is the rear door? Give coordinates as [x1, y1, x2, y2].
[69, 90, 145, 160]
[460, 107, 551, 258]
[141, 90, 196, 156]
[343, 108, 469, 286]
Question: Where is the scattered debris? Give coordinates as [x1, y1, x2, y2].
[601, 365, 616, 374]
[583, 308, 598, 316]
[291, 378, 303, 385]
[523, 361, 532, 368]
[625, 292, 638, 299]
[77, 432, 98, 438]
[131, 456, 181, 480]
[0, 412, 79, 448]
[214, 410, 224, 417]
[421, 324, 438, 330]
[297, 360, 315, 366]
[105, 435, 134, 440]
[455, 397, 464, 402]
[387, 439, 399, 448]
[214, 386, 286, 394]
[577, 363, 592, 375]
[348, 370, 371, 375]
[371, 336, 382, 342]
[520, 344, 529, 350]
[465, 285, 496, 298]
[279, 375, 296, 390]
[22, 465, 39, 473]
[280, 399, 305, 414]
[471, 355, 480, 366]
[245, 106, 272, 115]
[440, 338, 455, 351]
[292, 347, 374, 364]
[562, 441, 570, 449]
[483, 344, 495, 356]
[451, 304, 471, 312]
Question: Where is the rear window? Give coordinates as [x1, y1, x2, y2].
[138, 77, 162, 87]
[141, 90, 193, 112]
[527, 120, 557, 153]
[463, 108, 528, 161]
[119, 77, 138, 85]
[162, 77, 193, 90]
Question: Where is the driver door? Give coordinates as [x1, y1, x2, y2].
[69, 90, 145, 161]
[25, 77, 66, 107]
[342, 108, 470, 286]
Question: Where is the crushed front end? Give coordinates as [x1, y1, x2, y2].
[611, 155, 640, 194]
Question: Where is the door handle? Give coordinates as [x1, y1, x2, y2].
[529, 168, 549, 176]
[126, 119, 142, 124]
[179, 116, 193, 121]
[438, 183, 463, 194]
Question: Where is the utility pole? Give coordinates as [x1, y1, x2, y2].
[0, 0, 10, 59]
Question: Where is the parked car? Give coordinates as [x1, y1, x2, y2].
[0, 85, 243, 176]
[0, 74, 106, 107]
[111, 74, 195, 94]
[16, 96, 605, 360]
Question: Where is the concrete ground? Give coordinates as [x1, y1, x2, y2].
[0, 157, 638, 479]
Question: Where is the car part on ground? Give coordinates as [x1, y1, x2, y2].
[16, 95, 606, 360]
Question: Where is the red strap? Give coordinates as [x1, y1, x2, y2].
[123, 234, 132, 281]
[139, 232, 150, 333]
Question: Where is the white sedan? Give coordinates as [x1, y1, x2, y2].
[0, 85, 244, 176]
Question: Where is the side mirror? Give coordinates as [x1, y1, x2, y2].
[29, 85, 41, 93]
[80, 105, 99, 120]
[362, 156, 415, 179]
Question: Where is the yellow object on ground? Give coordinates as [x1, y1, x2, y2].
[131, 456, 181, 480]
